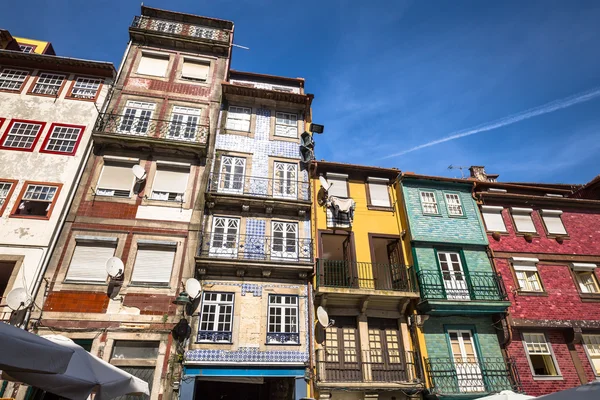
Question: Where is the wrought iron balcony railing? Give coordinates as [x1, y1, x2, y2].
[94, 113, 208, 145]
[131, 16, 230, 44]
[416, 270, 507, 301]
[207, 172, 310, 201]
[316, 259, 417, 292]
[197, 232, 313, 264]
[319, 350, 419, 383]
[266, 332, 300, 345]
[425, 357, 521, 395]
[197, 330, 232, 343]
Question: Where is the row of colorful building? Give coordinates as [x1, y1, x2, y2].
[0, 6, 599, 400]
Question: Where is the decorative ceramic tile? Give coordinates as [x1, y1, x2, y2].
[186, 347, 308, 364]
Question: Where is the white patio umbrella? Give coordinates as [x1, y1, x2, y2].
[0, 322, 74, 374]
[477, 390, 534, 400]
[536, 381, 600, 399]
[4, 335, 149, 400]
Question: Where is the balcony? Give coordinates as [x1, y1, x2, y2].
[416, 270, 511, 315]
[318, 350, 421, 389]
[130, 15, 230, 45]
[93, 113, 208, 155]
[425, 357, 521, 396]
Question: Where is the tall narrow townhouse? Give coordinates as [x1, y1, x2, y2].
[397, 173, 520, 400]
[28, 7, 233, 400]
[181, 71, 315, 400]
[0, 31, 114, 327]
[472, 167, 600, 396]
[310, 161, 423, 400]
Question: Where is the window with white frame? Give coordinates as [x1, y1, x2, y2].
[130, 242, 176, 286]
[571, 263, 600, 294]
[275, 112, 298, 138]
[96, 161, 136, 198]
[326, 173, 348, 198]
[209, 217, 240, 257]
[70, 77, 102, 99]
[218, 156, 246, 193]
[444, 192, 463, 216]
[480, 205, 506, 232]
[513, 260, 543, 292]
[271, 221, 298, 260]
[367, 177, 391, 207]
[19, 45, 34, 53]
[64, 238, 117, 283]
[267, 295, 299, 344]
[136, 53, 169, 77]
[168, 106, 200, 140]
[1, 121, 43, 150]
[523, 332, 560, 376]
[119, 101, 156, 135]
[181, 58, 210, 81]
[511, 207, 536, 233]
[151, 163, 189, 202]
[225, 106, 251, 131]
[32, 72, 66, 95]
[13, 183, 59, 217]
[583, 334, 600, 375]
[198, 292, 234, 343]
[43, 125, 83, 154]
[420, 191, 438, 214]
[273, 162, 297, 198]
[0, 181, 14, 209]
[0, 68, 28, 91]
[540, 210, 567, 235]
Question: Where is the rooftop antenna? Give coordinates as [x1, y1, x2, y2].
[448, 165, 468, 179]
[232, 44, 250, 50]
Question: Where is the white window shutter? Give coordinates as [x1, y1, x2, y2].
[481, 206, 506, 232]
[326, 173, 348, 198]
[541, 210, 567, 235]
[368, 179, 390, 207]
[98, 164, 135, 191]
[65, 243, 115, 282]
[182, 60, 209, 81]
[152, 168, 189, 194]
[137, 54, 169, 77]
[511, 208, 536, 233]
[131, 246, 176, 285]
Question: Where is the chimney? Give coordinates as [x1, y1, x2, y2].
[469, 166, 487, 182]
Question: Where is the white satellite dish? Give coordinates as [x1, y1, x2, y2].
[319, 175, 331, 191]
[105, 257, 124, 278]
[6, 288, 33, 311]
[185, 278, 201, 299]
[132, 165, 147, 181]
[317, 306, 333, 328]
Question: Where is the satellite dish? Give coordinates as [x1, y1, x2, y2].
[317, 306, 333, 328]
[185, 278, 201, 299]
[105, 257, 124, 278]
[319, 175, 331, 192]
[132, 165, 146, 181]
[6, 288, 32, 311]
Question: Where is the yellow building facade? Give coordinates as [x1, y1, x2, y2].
[13, 37, 55, 54]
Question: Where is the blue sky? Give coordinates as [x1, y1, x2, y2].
[3, 0, 599, 184]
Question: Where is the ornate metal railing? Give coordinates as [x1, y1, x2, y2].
[197, 232, 313, 264]
[416, 270, 507, 301]
[319, 350, 420, 383]
[266, 332, 300, 345]
[207, 172, 310, 201]
[425, 357, 521, 395]
[131, 16, 230, 43]
[94, 113, 208, 145]
[316, 259, 417, 292]
[197, 330, 232, 343]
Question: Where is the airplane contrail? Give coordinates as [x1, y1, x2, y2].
[381, 87, 600, 159]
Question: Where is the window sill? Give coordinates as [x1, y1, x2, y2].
[128, 283, 170, 289]
[195, 341, 233, 345]
[367, 205, 394, 212]
[515, 232, 539, 237]
[223, 128, 252, 137]
[9, 214, 50, 220]
[517, 290, 548, 297]
[422, 213, 442, 217]
[448, 214, 468, 219]
[0, 145, 35, 152]
[27, 91, 63, 98]
[63, 280, 108, 286]
[486, 230, 509, 235]
[265, 342, 301, 346]
[65, 94, 99, 102]
[0, 88, 25, 94]
[580, 293, 600, 302]
[532, 376, 563, 381]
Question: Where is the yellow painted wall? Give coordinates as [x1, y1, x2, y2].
[14, 37, 50, 54]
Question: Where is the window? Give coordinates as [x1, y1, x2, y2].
[438, 251, 469, 300]
[572, 263, 600, 294]
[540, 210, 567, 235]
[181, 59, 210, 81]
[19, 44, 35, 53]
[0, 180, 17, 215]
[481, 205, 506, 232]
[0, 120, 44, 150]
[275, 112, 298, 138]
[31, 72, 66, 96]
[326, 173, 348, 198]
[96, 160, 137, 198]
[69, 77, 102, 99]
[218, 156, 246, 193]
[136, 53, 169, 77]
[273, 162, 297, 199]
[119, 101, 155, 135]
[448, 330, 485, 392]
[168, 106, 201, 141]
[513, 260, 543, 292]
[420, 191, 438, 214]
[131, 242, 176, 286]
[225, 106, 251, 131]
[111, 341, 158, 400]
[150, 164, 189, 202]
[444, 193, 463, 216]
[209, 217, 240, 257]
[112, 341, 159, 359]
[41, 124, 85, 155]
[511, 207, 536, 233]
[367, 177, 391, 208]
[0, 68, 28, 91]
[267, 295, 299, 344]
[12, 183, 61, 218]
[523, 332, 560, 376]
[64, 238, 117, 283]
[271, 221, 298, 260]
[198, 292, 234, 343]
[583, 335, 600, 375]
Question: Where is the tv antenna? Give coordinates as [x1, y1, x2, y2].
[448, 165, 468, 179]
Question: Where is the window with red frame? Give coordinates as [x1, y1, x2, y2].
[0, 120, 45, 150]
[12, 183, 60, 218]
[41, 124, 85, 155]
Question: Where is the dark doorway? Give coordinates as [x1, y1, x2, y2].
[194, 378, 294, 400]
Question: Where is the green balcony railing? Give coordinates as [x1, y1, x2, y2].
[416, 270, 507, 301]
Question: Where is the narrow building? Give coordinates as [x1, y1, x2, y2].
[181, 71, 315, 400]
[310, 161, 423, 400]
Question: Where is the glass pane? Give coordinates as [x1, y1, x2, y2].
[111, 341, 159, 359]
